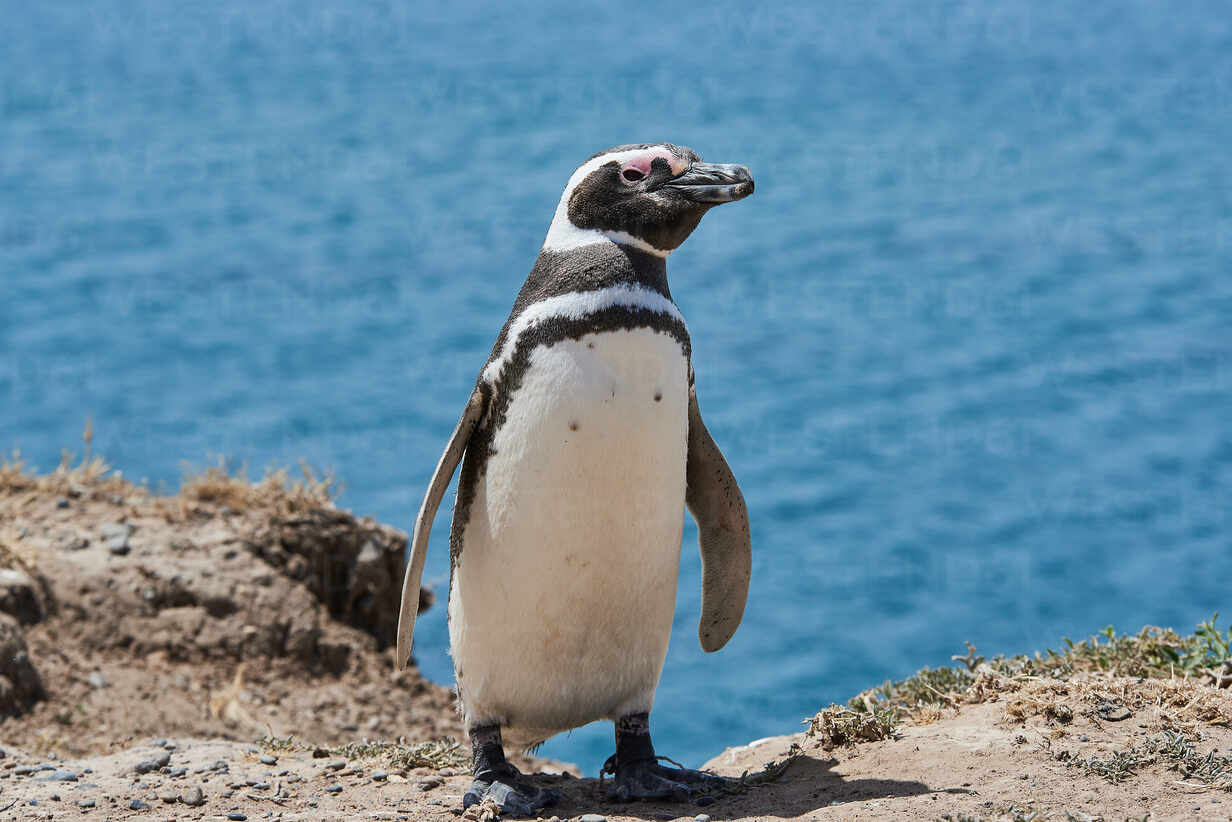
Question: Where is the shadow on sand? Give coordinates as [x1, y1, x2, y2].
[532, 749, 938, 819]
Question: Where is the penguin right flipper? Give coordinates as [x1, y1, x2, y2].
[685, 385, 752, 653]
[396, 387, 486, 671]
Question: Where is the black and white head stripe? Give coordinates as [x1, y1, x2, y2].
[544, 142, 719, 257]
[544, 145, 695, 257]
[481, 285, 687, 385]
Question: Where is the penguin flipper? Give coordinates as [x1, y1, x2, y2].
[685, 385, 751, 653]
[396, 387, 486, 671]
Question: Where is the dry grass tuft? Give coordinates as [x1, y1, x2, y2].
[323, 739, 470, 771]
[177, 460, 338, 517]
[1, 449, 138, 501]
[1, 421, 341, 524]
[805, 704, 899, 749]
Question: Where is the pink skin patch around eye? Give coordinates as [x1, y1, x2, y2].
[620, 151, 691, 183]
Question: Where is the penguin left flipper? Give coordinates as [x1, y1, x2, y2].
[396, 387, 487, 671]
[685, 385, 752, 652]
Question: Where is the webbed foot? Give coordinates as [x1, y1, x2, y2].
[464, 724, 560, 818]
[463, 764, 560, 817]
[606, 756, 692, 802]
[604, 711, 730, 803]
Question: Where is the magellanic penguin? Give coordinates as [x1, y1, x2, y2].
[396, 143, 754, 816]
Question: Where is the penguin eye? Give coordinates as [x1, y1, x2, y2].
[621, 167, 646, 183]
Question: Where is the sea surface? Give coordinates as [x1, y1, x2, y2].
[3, 0, 1230, 773]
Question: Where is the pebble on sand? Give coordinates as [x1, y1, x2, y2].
[38, 770, 78, 782]
[134, 752, 172, 774]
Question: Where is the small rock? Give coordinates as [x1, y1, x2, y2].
[253, 782, 270, 790]
[371, 771, 388, 781]
[0, 747, 5, 758]
[99, 522, 133, 541]
[227, 814, 248, 821]
[1079, 734, 1089, 742]
[78, 799, 96, 808]
[0, 569, 43, 624]
[87, 671, 109, 689]
[158, 789, 178, 803]
[168, 767, 186, 777]
[325, 783, 343, 793]
[129, 799, 150, 810]
[222, 789, 234, 798]
[579, 815, 608, 822]
[417, 777, 442, 791]
[48, 793, 59, 801]
[696, 815, 712, 822]
[181, 786, 204, 806]
[695, 795, 716, 806]
[259, 755, 277, 765]
[38, 770, 78, 782]
[326, 760, 346, 771]
[14, 765, 34, 775]
[56, 497, 69, 509]
[134, 752, 172, 774]
[312, 747, 329, 758]
[153, 738, 168, 748]
[100, 522, 134, 555]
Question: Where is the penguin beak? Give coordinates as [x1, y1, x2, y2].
[664, 162, 755, 203]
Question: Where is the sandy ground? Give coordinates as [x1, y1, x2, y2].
[2, 699, 1231, 821]
[3, 461, 1231, 821]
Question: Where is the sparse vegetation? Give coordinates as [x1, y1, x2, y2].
[938, 804, 1050, 822]
[1052, 729, 1232, 789]
[179, 459, 339, 516]
[1, 421, 339, 521]
[331, 739, 470, 770]
[805, 704, 899, 749]
[937, 808, 1136, 822]
[257, 734, 471, 771]
[848, 618, 1232, 726]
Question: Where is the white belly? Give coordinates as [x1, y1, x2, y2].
[449, 326, 689, 747]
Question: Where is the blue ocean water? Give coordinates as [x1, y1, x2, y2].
[2, 0, 1230, 773]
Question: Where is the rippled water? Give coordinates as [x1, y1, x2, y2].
[3, 0, 1230, 772]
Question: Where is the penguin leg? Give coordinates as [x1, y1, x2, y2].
[462, 724, 560, 818]
[604, 712, 729, 803]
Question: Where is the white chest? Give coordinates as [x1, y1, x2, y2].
[448, 326, 690, 740]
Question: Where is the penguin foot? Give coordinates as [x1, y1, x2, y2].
[463, 765, 560, 818]
[604, 756, 727, 803]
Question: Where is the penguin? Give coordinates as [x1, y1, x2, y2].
[396, 143, 754, 816]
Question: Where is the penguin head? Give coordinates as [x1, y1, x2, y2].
[543, 143, 754, 258]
